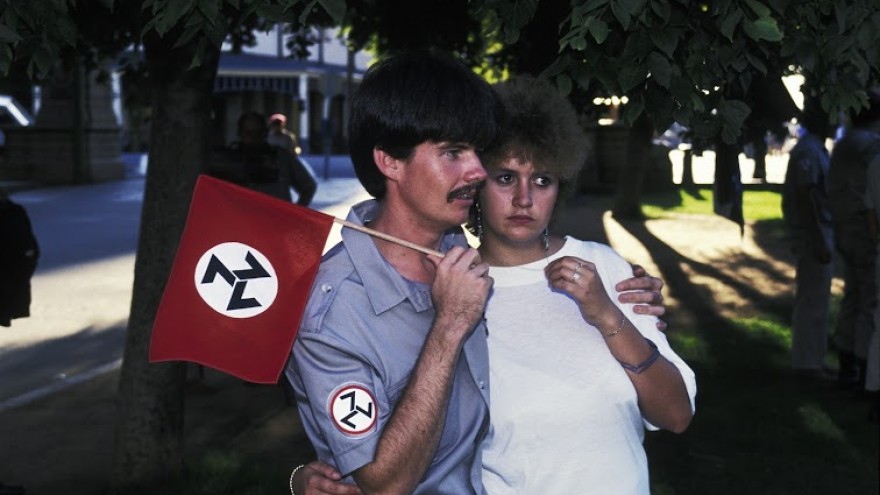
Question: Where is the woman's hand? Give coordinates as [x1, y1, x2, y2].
[545, 256, 620, 332]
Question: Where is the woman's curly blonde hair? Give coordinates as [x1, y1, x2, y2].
[479, 74, 588, 196]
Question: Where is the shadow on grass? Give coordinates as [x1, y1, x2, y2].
[611, 218, 879, 495]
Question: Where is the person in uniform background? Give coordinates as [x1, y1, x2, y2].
[220, 112, 317, 206]
[0, 187, 39, 327]
[267, 113, 302, 156]
[781, 101, 835, 379]
[828, 90, 880, 390]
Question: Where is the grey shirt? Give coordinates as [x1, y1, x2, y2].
[286, 199, 490, 494]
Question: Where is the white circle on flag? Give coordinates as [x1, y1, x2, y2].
[194, 242, 278, 318]
[329, 384, 377, 436]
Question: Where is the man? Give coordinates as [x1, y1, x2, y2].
[228, 112, 317, 206]
[781, 102, 835, 379]
[267, 113, 303, 156]
[286, 51, 666, 494]
[828, 90, 880, 389]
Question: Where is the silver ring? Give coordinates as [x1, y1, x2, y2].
[572, 271, 581, 282]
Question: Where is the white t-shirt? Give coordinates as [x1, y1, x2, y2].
[480, 236, 697, 495]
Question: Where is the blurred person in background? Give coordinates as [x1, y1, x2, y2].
[0, 186, 39, 328]
[781, 101, 835, 380]
[828, 89, 880, 391]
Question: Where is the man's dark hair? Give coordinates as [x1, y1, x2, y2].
[348, 50, 504, 199]
[238, 111, 268, 137]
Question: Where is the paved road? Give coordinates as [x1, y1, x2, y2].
[0, 155, 369, 410]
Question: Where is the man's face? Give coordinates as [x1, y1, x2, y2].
[395, 141, 487, 231]
[239, 121, 267, 147]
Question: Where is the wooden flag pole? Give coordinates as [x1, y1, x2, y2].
[333, 218, 444, 258]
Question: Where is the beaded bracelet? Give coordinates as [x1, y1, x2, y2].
[289, 464, 305, 495]
[618, 339, 661, 374]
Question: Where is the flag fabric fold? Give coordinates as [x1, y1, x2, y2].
[149, 174, 334, 383]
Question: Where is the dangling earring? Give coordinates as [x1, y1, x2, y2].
[542, 227, 550, 251]
[475, 201, 484, 241]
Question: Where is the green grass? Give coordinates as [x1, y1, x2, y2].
[641, 186, 783, 221]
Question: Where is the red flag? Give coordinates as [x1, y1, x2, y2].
[149, 174, 334, 383]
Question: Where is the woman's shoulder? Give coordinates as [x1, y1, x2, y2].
[564, 236, 624, 262]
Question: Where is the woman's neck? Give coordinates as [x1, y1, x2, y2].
[479, 235, 565, 267]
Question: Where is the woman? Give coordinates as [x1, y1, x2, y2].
[474, 75, 695, 494]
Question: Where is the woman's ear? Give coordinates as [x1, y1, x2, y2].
[374, 147, 401, 180]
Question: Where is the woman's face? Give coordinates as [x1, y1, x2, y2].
[480, 156, 559, 249]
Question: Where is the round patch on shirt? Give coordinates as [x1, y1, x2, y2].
[329, 384, 377, 436]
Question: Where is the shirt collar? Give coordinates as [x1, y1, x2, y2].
[342, 200, 466, 315]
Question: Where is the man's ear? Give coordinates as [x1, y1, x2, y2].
[374, 147, 401, 180]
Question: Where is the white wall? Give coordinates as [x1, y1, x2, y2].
[230, 25, 372, 69]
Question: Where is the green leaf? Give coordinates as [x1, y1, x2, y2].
[163, 0, 197, 32]
[650, 0, 671, 23]
[187, 37, 206, 70]
[556, 73, 573, 96]
[744, 52, 766, 74]
[317, 0, 346, 22]
[570, 36, 587, 51]
[743, 17, 782, 42]
[573, 65, 593, 91]
[744, 0, 771, 18]
[589, 18, 609, 44]
[647, 52, 671, 88]
[610, 1, 631, 30]
[618, 63, 647, 92]
[649, 27, 678, 57]
[580, 0, 610, 14]
[0, 45, 12, 77]
[618, 0, 646, 16]
[197, 0, 219, 24]
[0, 24, 23, 44]
[622, 93, 645, 125]
[718, 99, 751, 129]
[720, 8, 742, 42]
[833, 1, 847, 35]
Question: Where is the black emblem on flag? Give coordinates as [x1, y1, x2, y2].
[201, 251, 271, 310]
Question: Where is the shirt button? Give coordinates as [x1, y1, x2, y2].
[320, 284, 332, 293]
[478, 380, 485, 389]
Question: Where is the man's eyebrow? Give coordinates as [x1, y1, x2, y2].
[436, 141, 473, 150]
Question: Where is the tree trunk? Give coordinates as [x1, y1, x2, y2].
[111, 32, 220, 491]
[611, 115, 654, 220]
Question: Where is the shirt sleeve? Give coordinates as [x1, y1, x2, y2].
[287, 298, 393, 477]
[584, 241, 698, 431]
